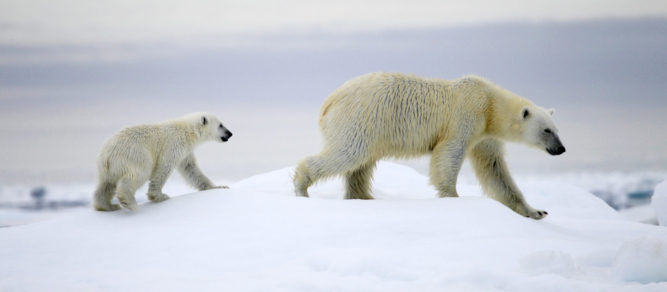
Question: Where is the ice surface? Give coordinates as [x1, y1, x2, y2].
[1, 162, 666, 291]
[620, 205, 659, 225]
[519, 250, 578, 277]
[653, 180, 667, 226]
[613, 237, 667, 283]
[514, 171, 666, 210]
[2, 166, 663, 227]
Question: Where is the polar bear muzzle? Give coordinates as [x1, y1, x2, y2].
[221, 130, 233, 142]
[544, 131, 566, 155]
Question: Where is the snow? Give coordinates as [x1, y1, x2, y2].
[508, 171, 666, 210]
[0, 208, 80, 228]
[1, 162, 667, 291]
[613, 237, 667, 284]
[653, 180, 667, 226]
[620, 205, 659, 225]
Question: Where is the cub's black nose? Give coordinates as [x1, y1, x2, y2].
[225, 130, 232, 138]
[547, 146, 566, 155]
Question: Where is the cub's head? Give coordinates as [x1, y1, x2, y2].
[198, 113, 233, 143]
[512, 105, 565, 156]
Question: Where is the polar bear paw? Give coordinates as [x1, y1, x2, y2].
[525, 207, 549, 220]
[148, 192, 170, 203]
[210, 185, 229, 189]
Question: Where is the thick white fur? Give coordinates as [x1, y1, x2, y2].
[294, 72, 563, 220]
[93, 112, 231, 211]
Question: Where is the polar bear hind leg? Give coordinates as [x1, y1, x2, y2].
[93, 180, 120, 211]
[294, 149, 370, 199]
[344, 161, 376, 200]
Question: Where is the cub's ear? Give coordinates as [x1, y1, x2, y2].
[521, 107, 530, 120]
[548, 108, 555, 116]
[201, 116, 208, 125]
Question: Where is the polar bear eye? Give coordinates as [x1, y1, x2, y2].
[218, 124, 223, 128]
[544, 129, 552, 134]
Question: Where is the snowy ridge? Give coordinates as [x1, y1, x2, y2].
[2, 168, 663, 215]
[1, 162, 666, 291]
[519, 171, 667, 210]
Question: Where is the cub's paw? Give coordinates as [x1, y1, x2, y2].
[94, 203, 121, 212]
[209, 185, 229, 189]
[149, 192, 170, 203]
[118, 198, 138, 211]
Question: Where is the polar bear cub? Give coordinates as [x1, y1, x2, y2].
[294, 72, 565, 220]
[93, 112, 232, 211]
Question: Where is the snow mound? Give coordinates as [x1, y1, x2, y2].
[1, 162, 666, 291]
[652, 180, 667, 226]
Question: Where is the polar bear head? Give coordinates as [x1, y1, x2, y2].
[197, 113, 233, 143]
[514, 106, 565, 156]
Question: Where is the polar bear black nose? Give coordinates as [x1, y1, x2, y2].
[225, 130, 232, 138]
[548, 146, 566, 155]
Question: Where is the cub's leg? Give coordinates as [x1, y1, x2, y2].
[177, 154, 227, 190]
[468, 138, 547, 220]
[93, 180, 120, 211]
[116, 176, 143, 210]
[147, 162, 174, 203]
[344, 161, 377, 200]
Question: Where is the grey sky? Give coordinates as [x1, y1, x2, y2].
[2, 0, 667, 46]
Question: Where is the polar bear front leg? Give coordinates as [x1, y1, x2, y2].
[116, 176, 141, 210]
[177, 154, 227, 190]
[468, 138, 548, 220]
[147, 164, 173, 203]
[430, 140, 467, 198]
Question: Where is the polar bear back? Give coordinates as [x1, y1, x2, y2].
[318, 72, 492, 159]
[98, 123, 194, 181]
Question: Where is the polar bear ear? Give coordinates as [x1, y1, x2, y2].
[201, 116, 208, 126]
[521, 107, 530, 120]
[548, 108, 555, 116]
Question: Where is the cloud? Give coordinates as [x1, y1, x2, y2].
[1, 0, 667, 46]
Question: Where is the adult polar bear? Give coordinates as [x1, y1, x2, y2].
[294, 73, 565, 219]
[93, 112, 232, 211]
